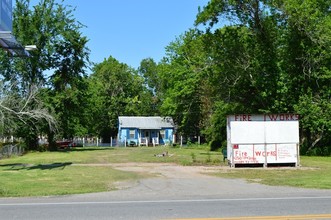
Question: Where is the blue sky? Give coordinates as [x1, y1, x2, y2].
[74, 0, 209, 69]
[29, 0, 210, 69]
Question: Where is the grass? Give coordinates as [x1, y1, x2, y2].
[1, 146, 222, 165]
[0, 145, 222, 197]
[213, 156, 331, 189]
[0, 164, 142, 197]
[0, 145, 331, 197]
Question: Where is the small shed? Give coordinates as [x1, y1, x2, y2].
[227, 114, 300, 167]
[118, 116, 174, 146]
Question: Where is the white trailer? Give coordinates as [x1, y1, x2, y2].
[226, 114, 300, 167]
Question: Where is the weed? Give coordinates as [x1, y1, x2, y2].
[191, 152, 197, 163]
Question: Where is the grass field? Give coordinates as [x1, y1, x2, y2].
[214, 156, 331, 189]
[0, 145, 330, 197]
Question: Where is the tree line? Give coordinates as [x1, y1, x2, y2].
[1, 0, 331, 155]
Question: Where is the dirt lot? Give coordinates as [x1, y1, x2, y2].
[77, 162, 331, 201]
[111, 162, 222, 179]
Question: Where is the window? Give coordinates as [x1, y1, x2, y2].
[130, 129, 135, 139]
[160, 130, 165, 139]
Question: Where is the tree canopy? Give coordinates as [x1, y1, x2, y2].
[2, 0, 331, 155]
[192, 0, 331, 154]
[0, 0, 89, 150]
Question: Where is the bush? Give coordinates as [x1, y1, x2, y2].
[205, 152, 212, 163]
[37, 144, 49, 152]
[210, 139, 222, 151]
[191, 152, 197, 163]
[306, 146, 331, 156]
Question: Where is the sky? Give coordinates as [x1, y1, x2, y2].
[29, 0, 210, 70]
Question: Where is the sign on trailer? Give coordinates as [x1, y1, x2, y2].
[227, 114, 300, 167]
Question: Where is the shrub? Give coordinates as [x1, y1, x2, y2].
[191, 152, 197, 163]
[210, 139, 222, 151]
[205, 152, 212, 163]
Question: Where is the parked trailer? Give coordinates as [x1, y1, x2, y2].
[226, 114, 300, 168]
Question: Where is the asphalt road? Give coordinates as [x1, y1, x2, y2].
[1, 164, 331, 220]
[1, 196, 331, 219]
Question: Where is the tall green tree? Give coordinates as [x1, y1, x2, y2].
[195, 0, 331, 154]
[86, 57, 154, 141]
[48, 28, 90, 139]
[138, 58, 160, 114]
[280, 0, 331, 154]
[158, 29, 209, 139]
[138, 58, 159, 94]
[8, 0, 90, 149]
[196, 0, 281, 112]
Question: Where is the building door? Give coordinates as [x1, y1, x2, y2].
[144, 131, 149, 142]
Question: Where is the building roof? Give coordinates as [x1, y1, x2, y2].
[119, 116, 174, 129]
[0, 31, 29, 57]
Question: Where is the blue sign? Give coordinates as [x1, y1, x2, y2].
[0, 0, 12, 32]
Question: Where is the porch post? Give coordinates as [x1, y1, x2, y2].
[138, 130, 140, 146]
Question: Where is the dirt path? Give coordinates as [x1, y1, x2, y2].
[111, 162, 223, 178]
[71, 162, 331, 201]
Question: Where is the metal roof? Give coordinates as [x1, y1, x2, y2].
[119, 116, 174, 129]
[0, 31, 29, 57]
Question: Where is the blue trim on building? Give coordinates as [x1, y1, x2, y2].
[118, 116, 174, 146]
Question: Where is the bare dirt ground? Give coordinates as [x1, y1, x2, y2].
[2, 163, 331, 204]
[73, 162, 331, 202]
[111, 162, 223, 179]
[109, 163, 225, 193]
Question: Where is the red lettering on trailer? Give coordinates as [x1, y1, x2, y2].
[235, 150, 247, 157]
[278, 114, 299, 121]
[255, 151, 277, 157]
[234, 114, 252, 121]
[231, 114, 299, 121]
[266, 114, 299, 121]
[292, 114, 299, 120]
[268, 114, 279, 121]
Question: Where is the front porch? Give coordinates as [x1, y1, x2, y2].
[118, 116, 174, 147]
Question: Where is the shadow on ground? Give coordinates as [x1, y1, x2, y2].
[58, 147, 115, 153]
[0, 162, 72, 170]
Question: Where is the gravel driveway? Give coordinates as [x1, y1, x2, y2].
[1, 162, 331, 206]
[71, 163, 331, 202]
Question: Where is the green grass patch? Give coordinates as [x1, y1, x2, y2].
[213, 156, 331, 189]
[0, 163, 143, 197]
[1, 146, 330, 197]
[0, 145, 224, 197]
[2, 145, 222, 165]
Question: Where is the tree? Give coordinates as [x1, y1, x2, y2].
[48, 27, 90, 139]
[86, 56, 155, 141]
[195, 0, 331, 154]
[158, 29, 210, 140]
[5, 0, 90, 149]
[0, 81, 56, 143]
[138, 58, 159, 94]
[138, 58, 161, 114]
[281, 0, 331, 153]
